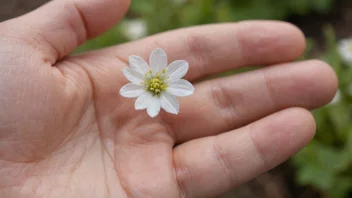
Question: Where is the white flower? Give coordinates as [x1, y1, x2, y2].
[122, 19, 147, 40]
[120, 48, 194, 117]
[171, 0, 187, 4]
[338, 38, 352, 63]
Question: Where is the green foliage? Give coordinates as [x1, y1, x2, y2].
[75, 25, 129, 53]
[76, 0, 335, 52]
[292, 25, 352, 198]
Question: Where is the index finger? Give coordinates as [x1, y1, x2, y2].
[93, 21, 306, 81]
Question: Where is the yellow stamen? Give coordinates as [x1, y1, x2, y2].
[144, 71, 168, 95]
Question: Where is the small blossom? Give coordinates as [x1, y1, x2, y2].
[122, 19, 147, 40]
[338, 38, 352, 63]
[171, 0, 188, 4]
[120, 48, 194, 117]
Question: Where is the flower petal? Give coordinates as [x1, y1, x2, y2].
[122, 67, 145, 85]
[135, 92, 153, 110]
[167, 79, 195, 97]
[165, 60, 189, 82]
[338, 39, 352, 64]
[160, 93, 179, 114]
[129, 55, 150, 74]
[149, 48, 167, 74]
[147, 96, 161, 117]
[120, 83, 145, 98]
[122, 19, 147, 40]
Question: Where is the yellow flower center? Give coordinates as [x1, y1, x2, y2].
[142, 69, 168, 95]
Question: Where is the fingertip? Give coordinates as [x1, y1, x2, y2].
[236, 20, 307, 65]
[298, 59, 338, 107]
[2, 0, 132, 60]
[250, 107, 316, 165]
[281, 107, 316, 141]
[267, 59, 338, 109]
[282, 22, 307, 59]
[275, 107, 316, 153]
[309, 59, 339, 104]
[72, 0, 131, 38]
[255, 21, 307, 60]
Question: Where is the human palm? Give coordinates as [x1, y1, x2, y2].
[0, 0, 337, 197]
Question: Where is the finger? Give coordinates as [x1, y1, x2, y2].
[93, 21, 305, 81]
[0, 0, 130, 62]
[165, 60, 337, 143]
[173, 107, 316, 197]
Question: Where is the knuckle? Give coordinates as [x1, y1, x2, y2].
[184, 33, 211, 77]
[209, 80, 238, 131]
[248, 124, 272, 168]
[212, 136, 233, 184]
[173, 156, 191, 198]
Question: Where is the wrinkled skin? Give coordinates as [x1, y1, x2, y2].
[0, 0, 338, 197]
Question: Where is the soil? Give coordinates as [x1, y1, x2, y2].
[0, 0, 48, 22]
[0, 0, 351, 198]
[288, 0, 352, 54]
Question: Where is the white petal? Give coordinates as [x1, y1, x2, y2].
[122, 67, 144, 85]
[147, 97, 161, 117]
[165, 60, 189, 82]
[160, 93, 179, 114]
[122, 19, 147, 40]
[167, 79, 194, 97]
[338, 39, 352, 63]
[135, 92, 153, 110]
[129, 55, 150, 74]
[120, 83, 145, 98]
[149, 48, 167, 74]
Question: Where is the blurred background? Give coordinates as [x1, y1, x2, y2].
[1, 0, 352, 197]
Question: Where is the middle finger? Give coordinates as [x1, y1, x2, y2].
[164, 60, 337, 143]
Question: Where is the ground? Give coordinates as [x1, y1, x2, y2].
[1, 0, 351, 197]
[0, 0, 47, 22]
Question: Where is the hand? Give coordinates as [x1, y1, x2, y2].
[0, 0, 337, 197]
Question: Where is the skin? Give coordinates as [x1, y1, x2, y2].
[0, 0, 338, 197]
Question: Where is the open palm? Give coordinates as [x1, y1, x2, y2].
[0, 0, 337, 197]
